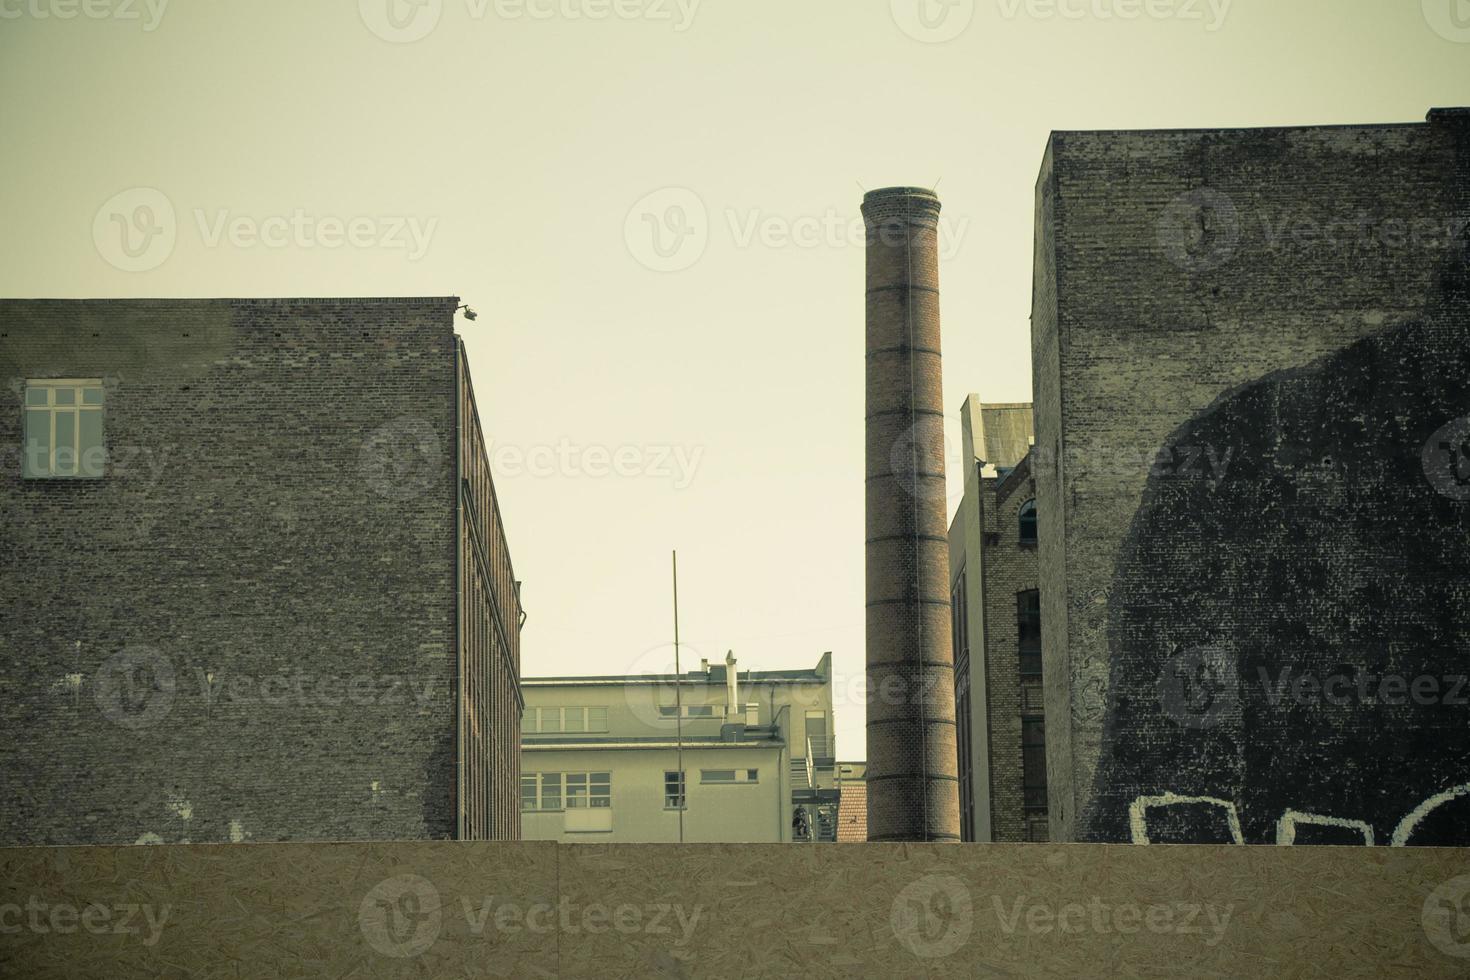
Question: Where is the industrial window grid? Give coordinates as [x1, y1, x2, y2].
[663, 770, 686, 809]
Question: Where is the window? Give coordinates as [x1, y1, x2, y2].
[1021, 681, 1045, 713]
[1018, 590, 1042, 677]
[657, 704, 724, 719]
[23, 379, 105, 479]
[523, 706, 609, 734]
[701, 769, 758, 783]
[565, 771, 611, 808]
[521, 772, 563, 811]
[950, 568, 969, 663]
[1022, 717, 1048, 812]
[664, 770, 686, 809]
[1018, 498, 1038, 543]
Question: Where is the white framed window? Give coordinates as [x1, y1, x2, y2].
[565, 771, 611, 808]
[522, 706, 609, 734]
[701, 769, 759, 784]
[23, 379, 105, 479]
[657, 704, 725, 719]
[520, 772, 564, 811]
[664, 770, 686, 809]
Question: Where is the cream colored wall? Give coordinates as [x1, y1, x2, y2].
[522, 746, 784, 843]
[952, 395, 994, 842]
[522, 671, 837, 843]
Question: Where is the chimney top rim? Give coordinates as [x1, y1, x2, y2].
[863, 186, 940, 203]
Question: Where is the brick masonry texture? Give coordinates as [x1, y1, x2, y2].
[980, 459, 1042, 843]
[1031, 111, 1470, 844]
[863, 187, 961, 842]
[0, 298, 523, 845]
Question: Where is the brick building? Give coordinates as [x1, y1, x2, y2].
[947, 397, 1047, 842]
[0, 297, 524, 845]
[835, 761, 867, 842]
[1032, 108, 1470, 844]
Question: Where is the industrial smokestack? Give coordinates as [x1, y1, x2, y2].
[862, 186, 961, 843]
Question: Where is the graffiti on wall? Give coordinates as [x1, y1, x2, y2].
[1083, 292, 1470, 845]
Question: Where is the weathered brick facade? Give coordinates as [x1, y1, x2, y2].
[948, 399, 1046, 843]
[977, 456, 1044, 842]
[1032, 110, 1470, 844]
[863, 188, 961, 842]
[0, 298, 523, 845]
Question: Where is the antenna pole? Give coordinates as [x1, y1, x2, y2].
[673, 550, 685, 844]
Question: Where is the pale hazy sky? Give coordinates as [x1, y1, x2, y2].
[3, 0, 1467, 759]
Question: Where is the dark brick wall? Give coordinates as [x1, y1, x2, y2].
[980, 460, 1041, 843]
[1032, 112, 1470, 844]
[0, 297, 518, 845]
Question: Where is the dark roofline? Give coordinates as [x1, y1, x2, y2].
[523, 671, 823, 685]
[1046, 108, 1467, 139]
[0, 297, 462, 309]
[525, 652, 831, 686]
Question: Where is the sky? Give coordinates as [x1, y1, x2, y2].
[3, 0, 1467, 760]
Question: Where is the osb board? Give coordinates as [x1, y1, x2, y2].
[558, 844, 1470, 979]
[0, 840, 559, 979]
[1, 841, 1467, 978]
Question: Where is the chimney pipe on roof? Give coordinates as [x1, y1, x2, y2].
[725, 651, 739, 716]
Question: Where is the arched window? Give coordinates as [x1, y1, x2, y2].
[1018, 499, 1038, 543]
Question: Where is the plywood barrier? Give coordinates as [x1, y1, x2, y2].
[1, 841, 1467, 978]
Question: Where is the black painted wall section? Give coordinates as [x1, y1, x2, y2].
[1033, 110, 1470, 843]
[1088, 298, 1470, 845]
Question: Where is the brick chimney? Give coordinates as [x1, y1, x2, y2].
[862, 187, 961, 842]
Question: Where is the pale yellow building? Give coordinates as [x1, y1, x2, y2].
[520, 653, 839, 842]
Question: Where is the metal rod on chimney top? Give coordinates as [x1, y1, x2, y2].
[672, 550, 685, 844]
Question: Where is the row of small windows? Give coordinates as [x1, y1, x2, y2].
[521, 771, 611, 811]
[522, 706, 608, 734]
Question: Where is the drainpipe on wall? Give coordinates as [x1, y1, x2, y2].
[773, 700, 789, 842]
